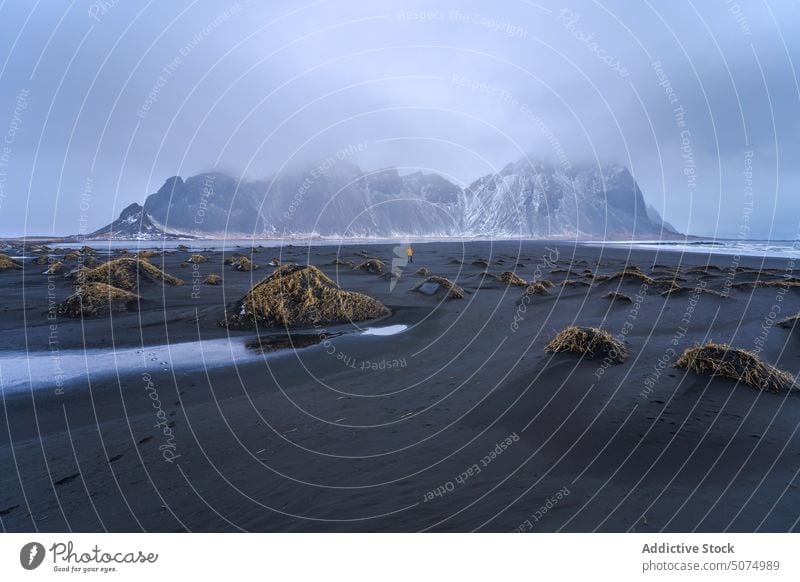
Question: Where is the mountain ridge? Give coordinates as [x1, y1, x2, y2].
[88, 159, 678, 240]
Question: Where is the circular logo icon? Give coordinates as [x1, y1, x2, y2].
[20, 542, 45, 570]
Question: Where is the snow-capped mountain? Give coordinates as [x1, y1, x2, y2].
[463, 160, 671, 238]
[88, 202, 186, 240]
[88, 159, 677, 240]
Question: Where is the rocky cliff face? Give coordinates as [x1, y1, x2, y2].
[142, 174, 267, 235]
[88, 159, 676, 240]
[88, 202, 184, 240]
[463, 161, 664, 237]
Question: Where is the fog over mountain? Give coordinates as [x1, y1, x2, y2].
[89, 159, 676, 240]
[1, 1, 799, 239]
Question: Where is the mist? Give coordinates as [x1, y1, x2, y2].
[0, 0, 798, 239]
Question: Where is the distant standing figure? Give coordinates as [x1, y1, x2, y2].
[406, 244, 413, 263]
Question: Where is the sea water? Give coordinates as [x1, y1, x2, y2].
[0, 325, 407, 393]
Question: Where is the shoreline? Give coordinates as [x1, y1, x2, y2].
[0, 232, 699, 245]
[5, 236, 798, 263]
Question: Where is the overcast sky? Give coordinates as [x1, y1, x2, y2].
[0, 0, 798, 238]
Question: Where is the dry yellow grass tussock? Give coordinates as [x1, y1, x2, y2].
[74, 258, 183, 291]
[231, 257, 257, 271]
[227, 264, 388, 328]
[595, 268, 655, 285]
[498, 271, 528, 287]
[524, 281, 550, 296]
[412, 275, 464, 299]
[676, 342, 796, 393]
[0, 253, 22, 270]
[58, 282, 139, 317]
[545, 326, 627, 363]
[355, 258, 385, 274]
[43, 262, 64, 275]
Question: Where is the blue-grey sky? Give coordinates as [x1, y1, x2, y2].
[0, 0, 798, 238]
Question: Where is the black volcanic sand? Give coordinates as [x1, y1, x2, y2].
[1, 240, 799, 532]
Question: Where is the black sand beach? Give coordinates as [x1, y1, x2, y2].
[1, 240, 799, 532]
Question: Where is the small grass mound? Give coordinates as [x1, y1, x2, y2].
[57, 282, 139, 317]
[226, 264, 388, 328]
[561, 279, 591, 287]
[137, 250, 159, 259]
[676, 342, 796, 393]
[652, 275, 687, 284]
[332, 258, 354, 268]
[524, 282, 550, 296]
[204, 273, 222, 285]
[604, 291, 632, 303]
[545, 326, 627, 363]
[63, 251, 81, 261]
[0, 253, 22, 270]
[33, 255, 50, 265]
[187, 254, 207, 263]
[176, 244, 190, 252]
[75, 258, 184, 291]
[79, 245, 96, 255]
[43, 262, 64, 275]
[231, 257, 257, 271]
[413, 276, 464, 299]
[751, 279, 800, 289]
[595, 268, 654, 285]
[472, 259, 489, 268]
[355, 258, 385, 274]
[685, 265, 724, 275]
[661, 286, 727, 298]
[81, 256, 103, 268]
[498, 271, 528, 287]
[415, 267, 431, 277]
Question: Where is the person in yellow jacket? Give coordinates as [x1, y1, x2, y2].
[406, 244, 413, 264]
